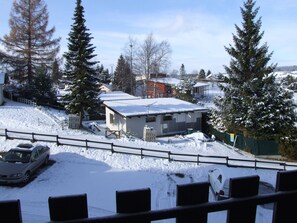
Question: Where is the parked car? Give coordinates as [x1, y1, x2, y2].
[208, 168, 274, 208]
[0, 143, 50, 185]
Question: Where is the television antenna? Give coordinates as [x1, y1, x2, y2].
[145, 101, 157, 115]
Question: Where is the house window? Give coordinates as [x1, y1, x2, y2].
[110, 113, 114, 124]
[163, 115, 172, 121]
[146, 116, 156, 123]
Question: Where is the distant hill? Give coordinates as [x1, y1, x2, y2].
[274, 66, 297, 72]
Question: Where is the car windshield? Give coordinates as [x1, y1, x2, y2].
[3, 150, 31, 163]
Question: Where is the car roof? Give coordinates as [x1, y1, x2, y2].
[10, 143, 39, 152]
[212, 168, 255, 181]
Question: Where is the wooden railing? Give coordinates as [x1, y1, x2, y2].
[1, 170, 297, 223]
[1, 128, 297, 171]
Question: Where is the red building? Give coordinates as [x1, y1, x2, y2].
[146, 78, 181, 98]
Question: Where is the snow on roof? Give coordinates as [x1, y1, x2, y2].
[150, 77, 181, 86]
[271, 71, 297, 79]
[0, 73, 4, 85]
[104, 97, 208, 117]
[194, 82, 209, 88]
[100, 83, 112, 89]
[98, 91, 139, 101]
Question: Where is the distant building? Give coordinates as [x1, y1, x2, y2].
[0, 73, 4, 105]
[193, 82, 209, 99]
[146, 78, 181, 98]
[103, 97, 208, 138]
[99, 84, 112, 93]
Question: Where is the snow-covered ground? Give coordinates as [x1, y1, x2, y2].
[0, 100, 288, 222]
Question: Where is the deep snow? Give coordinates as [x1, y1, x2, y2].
[0, 100, 288, 222]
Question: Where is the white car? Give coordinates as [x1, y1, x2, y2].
[208, 168, 274, 208]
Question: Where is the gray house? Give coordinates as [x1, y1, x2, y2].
[103, 97, 208, 138]
[0, 73, 4, 105]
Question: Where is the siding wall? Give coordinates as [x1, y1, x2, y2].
[106, 107, 203, 138]
[0, 85, 3, 105]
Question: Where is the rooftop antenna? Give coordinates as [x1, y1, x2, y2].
[146, 101, 157, 115]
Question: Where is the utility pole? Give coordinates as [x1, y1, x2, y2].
[110, 64, 114, 82]
[130, 44, 133, 95]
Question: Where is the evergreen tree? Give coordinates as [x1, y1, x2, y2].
[51, 58, 62, 84]
[31, 66, 56, 104]
[176, 77, 196, 103]
[281, 75, 297, 91]
[212, 0, 296, 139]
[241, 75, 296, 138]
[63, 0, 100, 121]
[179, 64, 186, 79]
[96, 64, 111, 84]
[1, 0, 60, 84]
[113, 55, 134, 93]
[198, 69, 206, 80]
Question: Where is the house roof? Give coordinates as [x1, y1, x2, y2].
[104, 97, 208, 117]
[100, 84, 112, 90]
[0, 73, 4, 85]
[193, 82, 209, 88]
[149, 78, 181, 86]
[98, 91, 139, 102]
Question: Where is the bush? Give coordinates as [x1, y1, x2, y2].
[279, 127, 297, 160]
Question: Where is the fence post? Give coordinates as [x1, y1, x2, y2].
[140, 148, 143, 159]
[116, 188, 151, 223]
[168, 151, 171, 162]
[31, 133, 35, 142]
[111, 143, 114, 154]
[5, 129, 8, 140]
[85, 139, 88, 150]
[0, 199, 22, 223]
[56, 135, 59, 146]
[197, 154, 200, 165]
[283, 162, 286, 171]
[176, 182, 209, 223]
[272, 169, 297, 223]
[226, 156, 229, 167]
[227, 175, 259, 223]
[254, 159, 257, 169]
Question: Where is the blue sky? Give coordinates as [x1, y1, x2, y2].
[1, 0, 297, 73]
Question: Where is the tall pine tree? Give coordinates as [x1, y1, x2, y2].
[63, 0, 99, 121]
[213, 0, 296, 139]
[1, 0, 60, 84]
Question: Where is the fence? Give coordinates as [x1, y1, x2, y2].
[16, 98, 36, 107]
[211, 128, 279, 156]
[1, 170, 297, 223]
[1, 128, 297, 171]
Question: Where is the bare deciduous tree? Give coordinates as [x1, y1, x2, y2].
[130, 33, 171, 80]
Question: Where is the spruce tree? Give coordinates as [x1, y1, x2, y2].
[51, 59, 62, 84]
[31, 66, 56, 104]
[96, 64, 111, 84]
[198, 69, 206, 80]
[241, 75, 296, 138]
[213, 0, 296, 139]
[113, 55, 134, 93]
[179, 64, 186, 79]
[63, 0, 100, 121]
[1, 0, 60, 84]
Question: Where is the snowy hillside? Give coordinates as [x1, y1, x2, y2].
[0, 100, 286, 222]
